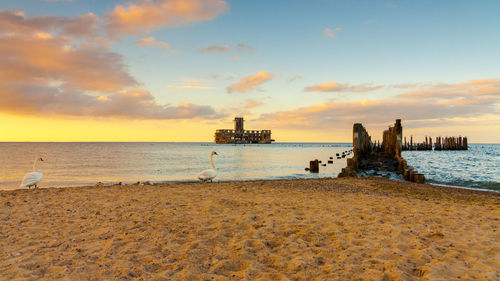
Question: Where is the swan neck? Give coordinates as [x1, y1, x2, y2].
[210, 154, 215, 170]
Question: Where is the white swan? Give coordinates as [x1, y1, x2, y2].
[20, 157, 44, 189]
[197, 151, 218, 182]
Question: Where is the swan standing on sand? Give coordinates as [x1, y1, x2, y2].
[197, 151, 218, 182]
[20, 157, 44, 189]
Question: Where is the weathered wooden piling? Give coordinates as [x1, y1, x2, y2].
[414, 174, 425, 183]
[403, 135, 467, 151]
[434, 136, 468, 150]
[382, 119, 402, 157]
[309, 159, 319, 173]
[339, 119, 426, 183]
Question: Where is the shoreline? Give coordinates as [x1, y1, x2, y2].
[2, 175, 500, 194]
[1, 177, 498, 280]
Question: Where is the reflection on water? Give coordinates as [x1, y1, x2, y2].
[0, 142, 350, 190]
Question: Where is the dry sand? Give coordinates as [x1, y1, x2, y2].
[0, 177, 499, 280]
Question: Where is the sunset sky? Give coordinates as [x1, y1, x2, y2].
[1, 0, 499, 142]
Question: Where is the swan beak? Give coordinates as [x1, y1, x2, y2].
[40, 158, 44, 161]
[214, 152, 218, 155]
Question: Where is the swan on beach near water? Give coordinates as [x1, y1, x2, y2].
[20, 157, 44, 189]
[197, 151, 218, 182]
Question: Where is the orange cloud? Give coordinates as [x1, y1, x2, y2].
[398, 78, 500, 99]
[227, 71, 275, 93]
[136, 36, 170, 49]
[258, 99, 495, 130]
[93, 89, 221, 119]
[323, 27, 342, 38]
[105, 0, 227, 35]
[244, 99, 264, 109]
[220, 99, 265, 117]
[305, 82, 383, 92]
[289, 75, 303, 82]
[198, 42, 255, 55]
[166, 85, 214, 89]
[166, 78, 214, 90]
[395, 78, 500, 112]
[237, 43, 254, 53]
[35, 32, 52, 39]
[260, 78, 500, 130]
[0, 9, 98, 38]
[198, 44, 231, 53]
[0, 9, 223, 120]
[0, 35, 137, 93]
[0, 83, 221, 119]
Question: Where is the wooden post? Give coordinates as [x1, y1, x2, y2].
[415, 174, 425, 183]
[410, 170, 417, 182]
[309, 159, 319, 173]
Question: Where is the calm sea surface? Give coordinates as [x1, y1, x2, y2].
[0, 142, 350, 190]
[0, 143, 498, 192]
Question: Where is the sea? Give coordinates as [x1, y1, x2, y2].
[0, 143, 498, 192]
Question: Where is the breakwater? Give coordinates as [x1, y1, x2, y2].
[306, 148, 353, 173]
[403, 136, 468, 151]
[338, 119, 425, 183]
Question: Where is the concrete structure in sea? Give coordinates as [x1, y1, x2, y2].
[214, 117, 275, 144]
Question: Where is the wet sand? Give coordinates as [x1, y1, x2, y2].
[0, 177, 499, 280]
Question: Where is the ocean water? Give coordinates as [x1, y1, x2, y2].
[0, 142, 350, 190]
[0, 143, 498, 192]
[403, 144, 500, 191]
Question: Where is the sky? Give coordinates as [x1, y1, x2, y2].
[1, 0, 499, 142]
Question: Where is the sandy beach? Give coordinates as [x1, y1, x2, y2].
[0, 178, 499, 280]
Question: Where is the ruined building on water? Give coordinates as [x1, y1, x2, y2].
[215, 117, 275, 144]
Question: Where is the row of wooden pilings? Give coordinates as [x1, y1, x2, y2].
[306, 149, 353, 173]
[403, 136, 468, 151]
[396, 155, 425, 183]
[435, 136, 468, 150]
